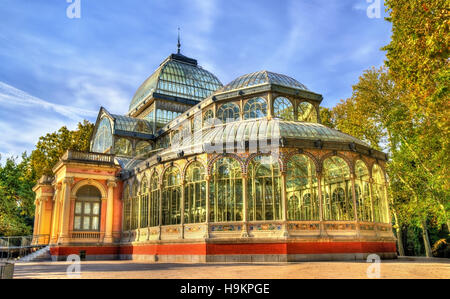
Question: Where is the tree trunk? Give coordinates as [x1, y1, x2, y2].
[421, 220, 432, 257]
[392, 210, 405, 256]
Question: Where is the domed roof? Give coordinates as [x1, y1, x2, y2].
[129, 54, 223, 112]
[219, 70, 309, 93]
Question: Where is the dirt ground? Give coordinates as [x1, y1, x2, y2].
[12, 257, 450, 279]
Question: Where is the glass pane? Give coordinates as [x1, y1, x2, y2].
[83, 217, 91, 230]
[75, 202, 82, 214]
[92, 217, 99, 230]
[84, 203, 91, 215]
[92, 203, 100, 215]
[74, 216, 81, 230]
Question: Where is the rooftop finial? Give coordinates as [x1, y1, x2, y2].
[177, 27, 181, 54]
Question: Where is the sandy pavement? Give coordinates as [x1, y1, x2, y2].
[12, 258, 450, 279]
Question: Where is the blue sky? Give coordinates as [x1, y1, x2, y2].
[0, 0, 391, 159]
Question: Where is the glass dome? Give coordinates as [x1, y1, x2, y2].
[219, 71, 309, 93]
[129, 54, 223, 112]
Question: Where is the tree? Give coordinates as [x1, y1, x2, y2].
[0, 120, 94, 236]
[30, 120, 94, 179]
[319, 107, 336, 129]
[383, 0, 449, 256]
[0, 153, 36, 236]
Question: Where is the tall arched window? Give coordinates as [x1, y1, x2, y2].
[92, 118, 113, 153]
[247, 155, 282, 221]
[210, 157, 243, 222]
[322, 156, 354, 221]
[122, 184, 131, 231]
[140, 177, 149, 228]
[131, 180, 139, 229]
[115, 138, 132, 156]
[355, 160, 372, 222]
[162, 167, 181, 225]
[286, 155, 319, 220]
[149, 171, 160, 227]
[217, 103, 240, 123]
[372, 164, 389, 223]
[203, 109, 214, 127]
[273, 97, 294, 121]
[297, 102, 318, 123]
[243, 98, 267, 120]
[74, 185, 102, 231]
[184, 162, 207, 224]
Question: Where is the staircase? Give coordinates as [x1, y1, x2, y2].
[18, 246, 51, 263]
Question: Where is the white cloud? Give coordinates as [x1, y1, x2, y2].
[0, 82, 97, 121]
[0, 82, 97, 158]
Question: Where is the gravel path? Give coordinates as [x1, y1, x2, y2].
[13, 258, 450, 279]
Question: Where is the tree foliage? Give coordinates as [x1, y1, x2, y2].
[328, 0, 449, 256]
[0, 154, 36, 236]
[0, 120, 93, 236]
[30, 120, 94, 179]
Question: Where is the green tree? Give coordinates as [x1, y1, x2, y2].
[383, 0, 450, 256]
[30, 120, 94, 179]
[0, 153, 35, 236]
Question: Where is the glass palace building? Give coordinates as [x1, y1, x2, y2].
[32, 51, 397, 262]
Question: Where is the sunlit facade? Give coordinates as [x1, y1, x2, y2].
[32, 51, 396, 262]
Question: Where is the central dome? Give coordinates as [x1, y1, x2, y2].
[129, 54, 223, 112]
[219, 70, 309, 93]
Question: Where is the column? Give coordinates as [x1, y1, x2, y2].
[267, 92, 273, 120]
[36, 199, 45, 244]
[32, 199, 40, 244]
[180, 180, 185, 239]
[280, 172, 289, 236]
[369, 177, 378, 237]
[158, 185, 163, 240]
[50, 184, 61, 244]
[317, 173, 325, 236]
[369, 177, 376, 222]
[104, 180, 117, 243]
[204, 175, 211, 238]
[384, 182, 392, 224]
[350, 173, 361, 237]
[58, 177, 74, 243]
[241, 174, 249, 237]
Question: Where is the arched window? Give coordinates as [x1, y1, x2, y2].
[131, 180, 139, 229]
[247, 155, 282, 221]
[92, 118, 113, 153]
[162, 167, 181, 225]
[140, 177, 149, 228]
[322, 156, 354, 221]
[122, 184, 131, 231]
[286, 155, 319, 220]
[184, 162, 207, 224]
[136, 141, 152, 157]
[149, 171, 160, 227]
[115, 138, 132, 156]
[372, 164, 389, 223]
[243, 98, 267, 120]
[217, 103, 240, 123]
[273, 97, 294, 121]
[355, 160, 372, 222]
[210, 157, 243, 222]
[203, 109, 214, 127]
[74, 185, 102, 231]
[297, 102, 318, 123]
